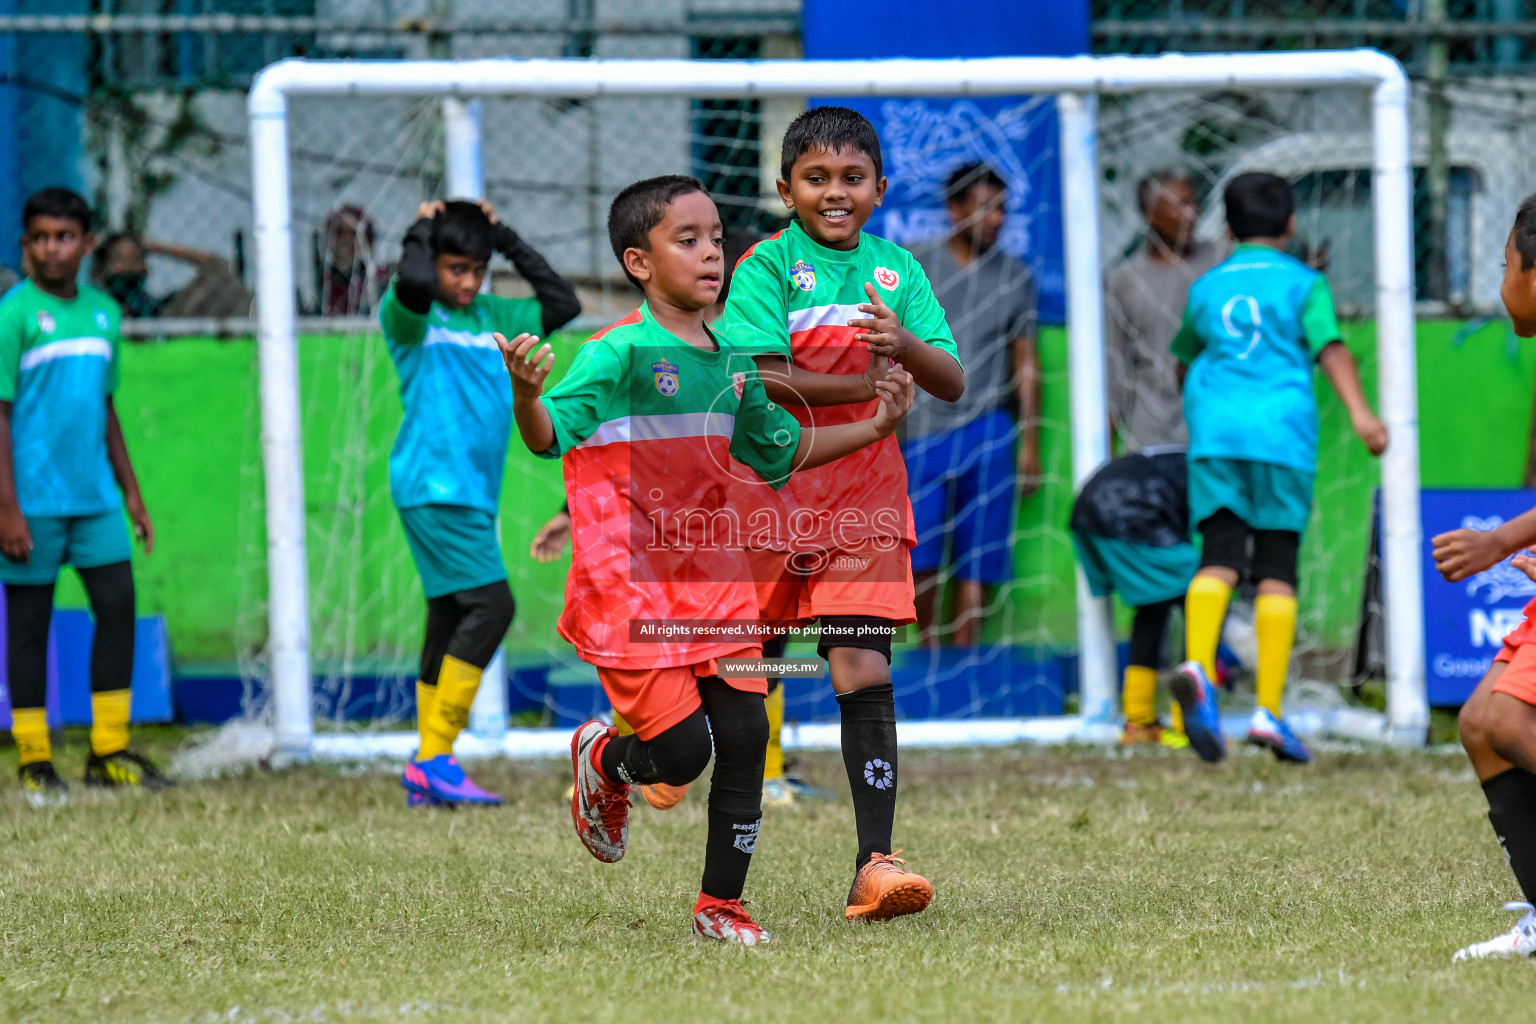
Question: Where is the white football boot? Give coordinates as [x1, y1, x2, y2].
[1453, 902, 1536, 961]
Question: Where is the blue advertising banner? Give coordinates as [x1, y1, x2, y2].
[1420, 489, 1536, 706]
[801, 0, 1089, 325]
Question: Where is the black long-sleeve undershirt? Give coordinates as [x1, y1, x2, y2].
[392, 217, 582, 337]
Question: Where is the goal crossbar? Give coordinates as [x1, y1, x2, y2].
[248, 50, 1424, 758]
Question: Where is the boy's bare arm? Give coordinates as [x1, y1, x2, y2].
[754, 355, 885, 408]
[1317, 341, 1388, 456]
[496, 332, 556, 452]
[792, 365, 914, 470]
[1435, 504, 1536, 582]
[0, 401, 28, 562]
[106, 398, 154, 553]
[851, 283, 965, 402]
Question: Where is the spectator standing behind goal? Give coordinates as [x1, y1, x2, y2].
[93, 233, 252, 319]
[1167, 172, 1387, 767]
[906, 164, 1039, 648]
[1105, 170, 1224, 451]
[383, 198, 580, 808]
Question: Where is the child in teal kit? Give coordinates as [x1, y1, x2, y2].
[1168, 172, 1388, 766]
[383, 198, 580, 806]
[1, 188, 169, 806]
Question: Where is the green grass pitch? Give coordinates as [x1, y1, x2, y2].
[3, 729, 1535, 1023]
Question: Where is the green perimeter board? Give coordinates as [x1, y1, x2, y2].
[54, 319, 1536, 668]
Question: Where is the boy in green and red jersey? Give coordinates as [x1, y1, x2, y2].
[0, 188, 169, 806]
[720, 106, 966, 922]
[500, 175, 914, 945]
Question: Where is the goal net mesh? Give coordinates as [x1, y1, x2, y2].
[178, 77, 1405, 757]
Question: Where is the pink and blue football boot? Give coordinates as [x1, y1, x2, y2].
[1170, 660, 1226, 764]
[401, 755, 503, 807]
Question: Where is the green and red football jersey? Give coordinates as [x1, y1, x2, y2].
[538, 303, 801, 669]
[719, 220, 960, 551]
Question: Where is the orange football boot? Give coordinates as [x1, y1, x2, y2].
[844, 851, 933, 921]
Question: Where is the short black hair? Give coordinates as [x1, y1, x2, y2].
[1136, 169, 1193, 216]
[607, 174, 709, 290]
[944, 163, 1007, 205]
[1223, 171, 1294, 241]
[780, 106, 883, 182]
[1512, 194, 1536, 272]
[23, 187, 92, 233]
[429, 200, 494, 262]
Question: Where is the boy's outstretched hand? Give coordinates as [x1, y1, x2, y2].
[1513, 546, 1536, 583]
[530, 509, 571, 562]
[852, 282, 908, 361]
[871, 363, 916, 437]
[497, 332, 553, 398]
[1352, 410, 1389, 456]
[1433, 526, 1510, 582]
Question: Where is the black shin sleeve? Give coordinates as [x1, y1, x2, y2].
[443, 580, 515, 669]
[600, 706, 714, 787]
[77, 562, 136, 693]
[1483, 768, 1536, 903]
[838, 682, 899, 870]
[698, 677, 769, 901]
[420, 595, 460, 686]
[1128, 597, 1178, 670]
[5, 582, 55, 709]
[1251, 530, 1301, 589]
[1198, 508, 1252, 577]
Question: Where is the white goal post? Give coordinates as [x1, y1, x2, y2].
[247, 50, 1426, 760]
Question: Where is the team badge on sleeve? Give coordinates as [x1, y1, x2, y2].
[95, 311, 110, 330]
[652, 360, 680, 397]
[789, 260, 817, 292]
[732, 371, 747, 399]
[874, 266, 900, 291]
[36, 310, 55, 334]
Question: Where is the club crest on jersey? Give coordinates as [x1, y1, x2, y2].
[652, 360, 680, 397]
[732, 371, 747, 399]
[789, 260, 816, 292]
[95, 311, 110, 330]
[35, 310, 55, 334]
[874, 266, 900, 291]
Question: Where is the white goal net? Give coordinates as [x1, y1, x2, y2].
[183, 52, 1426, 768]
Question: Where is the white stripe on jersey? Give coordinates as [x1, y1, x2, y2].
[424, 326, 500, 351]
[19, 336, 112, 372]
[575, 412, 737, 451]
[786, 303, 865, 336]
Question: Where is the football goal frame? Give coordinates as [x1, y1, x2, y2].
[247, 50, 1426, 760]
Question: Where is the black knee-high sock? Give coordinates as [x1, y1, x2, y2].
[1483, 768, 1536, 903]
[698, 678, 768, 901]
[838, 682, 898, 871]
[6, 582, 55, 709]
[78, 563, 136, 693]
[600, 707, 712, 787]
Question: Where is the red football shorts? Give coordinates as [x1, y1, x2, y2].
[747, 545, 916, 628]
[597, 655, 766, 740]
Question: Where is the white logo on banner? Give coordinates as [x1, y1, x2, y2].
[877, 97, 1049, 260]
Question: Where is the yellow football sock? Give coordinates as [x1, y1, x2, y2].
[1254, 593, 1298, 717]
[614, 711, 635, 737]
[1169, 700, 1185, 736]
[417, 655, 481, 761]
[1122, 665, 1158, 727]
[90, 689, 132, 757]
[415, 680, 435, 727]
[764, 684, 786, 781]
[1185, 574, 1233, 679]
[12, 707, 50, 766]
